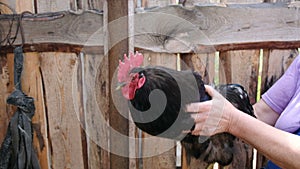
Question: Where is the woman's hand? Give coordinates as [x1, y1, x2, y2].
[186, 85, 240, 136]
[187, 86, 300, 169]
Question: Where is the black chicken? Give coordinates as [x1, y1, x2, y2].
[118, 52, 255, 166]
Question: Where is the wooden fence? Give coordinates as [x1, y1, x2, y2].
[0, 0, 299, 169]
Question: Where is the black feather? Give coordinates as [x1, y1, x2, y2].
[128, 66, 254, 166]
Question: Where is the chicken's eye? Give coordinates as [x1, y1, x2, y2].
[139, 73, 144, 78]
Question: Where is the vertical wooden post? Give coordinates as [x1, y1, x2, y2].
[107, 0, 129, 169]
[128, 0, 140, 168]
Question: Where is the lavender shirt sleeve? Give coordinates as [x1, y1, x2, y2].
[261, 56, 300, 133]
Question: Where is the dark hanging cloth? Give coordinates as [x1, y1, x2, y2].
[0, 46, 41, 169]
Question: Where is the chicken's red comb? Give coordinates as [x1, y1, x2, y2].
[118, 51, 144, 82]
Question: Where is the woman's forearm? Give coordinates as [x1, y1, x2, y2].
[253, 99, 279, 126]
[230, 110, 300, 169]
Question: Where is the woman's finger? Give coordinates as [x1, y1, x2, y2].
[186, 101, 212, 113]
[191, 112, 208, 123]
[204, 85, 215, 97]
[191, 123, 203, 136]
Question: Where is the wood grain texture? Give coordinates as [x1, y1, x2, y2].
[0, 54, 13, 149]
[1, 4, 300, 52]
[0, 11, 104, 48]
[144, 0, 177, 8]
[181, 53, 216, 84]
[87, 0, 104, 11]
[21, 52, 50, 169]
[39, 52, 85, 169]
[260, 49, 298, 94]
[219, 50, 260, 104]
[36, 0, 70, 13]
[133, 4, 300, 52]
[0, 0, 14, 14]
[15, 0, 34, 13]
[81, 53, 110, 169]
[0, 1, 298, 169]
[0, 0, 34, 13]
[107, 0, 129, 168]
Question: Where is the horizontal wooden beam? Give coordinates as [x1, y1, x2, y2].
[135, 3, 300, 53]
[0, 11, 104, 53]
[0, 43, 104, 54]
[1, 4, 300, 53]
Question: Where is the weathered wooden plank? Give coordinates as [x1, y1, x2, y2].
[142, 52, 178, 68]
[80, 53, 110, 169]
[0, 54, 13, 148]
[107, 0, 129, 169]
[7, 52, 50, 169]
[0, 0, 14, 13]
[19, 52, 50, 169]
[87, 0, 104, 11]
[180, 0, 264, 7]
[0, 11, 104, 50]
[96, 53, 110, 169]
[15, 0, 34, 13]
[260, 49, 298, 94]
[142, 138, 176, 169]
[181, 53, 216, 84]
[0, 0, 34, 13]
[36, 0, 70, 13]
[135, 3, 300, 53]
[39, 52, 85, 169]
[74, 53, 89, 169]
[2, 4, 300, 53]
[143, 0, 177, 8]
[128, 0, 140, 168]
[219, 50, 260, 104]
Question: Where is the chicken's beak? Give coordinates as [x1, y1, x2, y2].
[116, 81, 127, 90]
